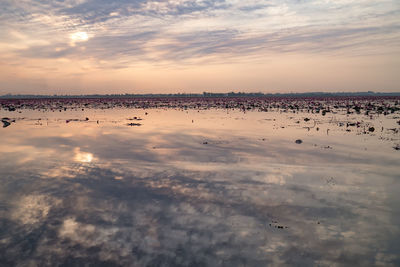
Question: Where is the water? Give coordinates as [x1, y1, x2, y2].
[0, 104, 399, 266]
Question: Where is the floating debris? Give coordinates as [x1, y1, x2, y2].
[326, 177, 336, 186]
[1, 96, 399, 115]
[66, 118, 89, 123]
[128, 117, 142, 121]
[268, 221, 288, 229]
[1, 96, 399, 150]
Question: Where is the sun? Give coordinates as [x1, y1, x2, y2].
[69, 31, 89, 46]
[70, 31, 88, 41]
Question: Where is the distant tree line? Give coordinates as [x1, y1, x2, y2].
[1, 91, 399, 99]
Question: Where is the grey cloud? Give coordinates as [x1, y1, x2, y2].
[52, 0, 225, 24]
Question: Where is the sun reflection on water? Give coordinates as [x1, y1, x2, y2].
[74, 147, 94, 163]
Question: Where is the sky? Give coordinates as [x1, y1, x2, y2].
[0, 0, 399, 94]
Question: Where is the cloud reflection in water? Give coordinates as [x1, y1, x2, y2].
[0, 109, 399, 266]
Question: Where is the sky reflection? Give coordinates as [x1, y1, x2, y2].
[0, 108, 399, 266]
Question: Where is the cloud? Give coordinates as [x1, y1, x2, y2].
[0, 0, 399, 93]
[1, 0, 399, 63]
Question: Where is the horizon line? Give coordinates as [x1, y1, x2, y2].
[1, 91, 400, 99]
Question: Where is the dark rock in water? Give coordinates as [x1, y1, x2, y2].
[8, 107, 16, 111]
[295, 139, 303, 144]
[368, 127, 375, 132]
[85, 117, 89, 121]
[304, 118, 310, 122]
[203, 141, 208, 144]
[1, 118, 11, 128]
[394, 145, 400, 151]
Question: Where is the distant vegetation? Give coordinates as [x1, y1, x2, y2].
[1, 91, 400, 99]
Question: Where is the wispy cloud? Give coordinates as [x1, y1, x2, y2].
[1, 0, 399, 62]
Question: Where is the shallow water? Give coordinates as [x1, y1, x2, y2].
[0, 105, 399, 266]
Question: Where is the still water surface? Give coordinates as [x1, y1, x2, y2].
[0, 107, 399, 266]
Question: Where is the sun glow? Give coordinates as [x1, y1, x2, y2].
[69, 31, 89, 46]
